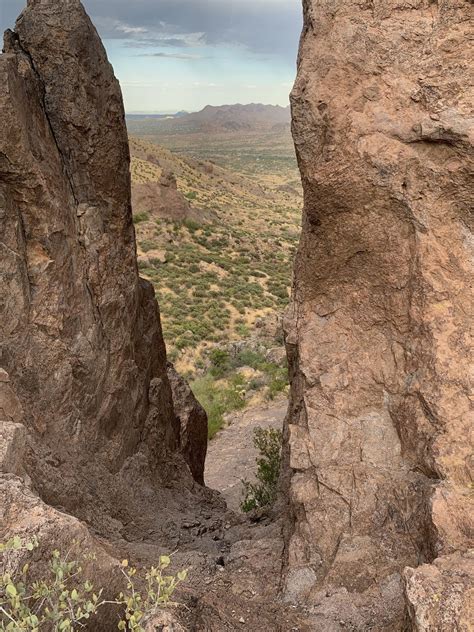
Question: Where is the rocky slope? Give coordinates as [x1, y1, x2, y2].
[284, 0, 473, 629]
[0, 0, 210, 570]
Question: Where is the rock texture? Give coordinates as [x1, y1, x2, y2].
[167, 363, 208, 485]
[132, 170, 194, 223]
[0, 0, 209, 540]
[285, 0, 473, 629]
[405, 552, 474, 631]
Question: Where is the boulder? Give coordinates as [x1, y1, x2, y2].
[405, 553, 474, 631]
[265, 347, 287, 366]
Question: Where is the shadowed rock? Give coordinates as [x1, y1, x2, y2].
[0, 0, 207, 541]
[167, 363, 208, 485]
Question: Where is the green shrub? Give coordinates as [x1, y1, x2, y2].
[0, 538, 186, 632]
[133, 212, 149, 224]
[139, 240, 157, 253]
[208, 349, 232, 378]
[241, 427, 282, 512]
[267, 370, 288, 400]
[183, 218, 200, 232]
[192, 374, 246, 439]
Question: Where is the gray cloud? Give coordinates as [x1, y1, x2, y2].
[1, 1, 301, 62]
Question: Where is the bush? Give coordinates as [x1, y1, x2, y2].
[139, 240, 157, 253]
[133, 212, 149, 224]
[0, 538, 186, 632]
[241, 427, 282, 512]
[267, 369, 289, 400]
[192, 374, 246, 439]
[208, 349, 232, 378]
[183, 218, 200, 232]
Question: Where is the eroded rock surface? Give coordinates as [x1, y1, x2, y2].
[132, 169, 194, 223]
[285, 0, 473, 629]
[167, 363, 208, 485]
[0, 0, 212, 545]
[405, 552, 474, 631]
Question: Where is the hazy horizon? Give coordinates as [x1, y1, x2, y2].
[1, 0, 302, 112]
[126, 102, 291, 115]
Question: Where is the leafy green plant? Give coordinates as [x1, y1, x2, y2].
[191, 373, 246, 439]
[0, 537, 105, 632]
[117, 557, 187, 631]
[241, 427, 282, 512]
[0, 539, 187, 632]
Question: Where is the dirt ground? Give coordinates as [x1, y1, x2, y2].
[205, 399, 287, 511]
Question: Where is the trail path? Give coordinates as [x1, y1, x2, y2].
[205, 398, 287, 511]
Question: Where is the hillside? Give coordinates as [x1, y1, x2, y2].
[129, 136, 302, 375]
[127, 105, 297, 179]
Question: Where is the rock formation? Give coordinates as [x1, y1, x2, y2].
[285, 0, 473, 629]
[0, 0, 207, 551]
[167, 363, 208, 485]
[132, 170, 194, 223]
[2, 0, 472, 629]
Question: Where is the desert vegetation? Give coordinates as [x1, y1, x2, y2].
[130, 137, 300, 366]
[241, 427, 283, 512]
[129, 135, 299, 437]
[193, 348, 288, 438]
[0, 538, 186, 632]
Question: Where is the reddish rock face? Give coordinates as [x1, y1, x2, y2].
[284, 0, 473, 628]
[0, 0, 208, 527]
[131, 172, 192, 223]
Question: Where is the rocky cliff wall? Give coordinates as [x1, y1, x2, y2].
[0, 0, 206, 535]
[285, 0, 473, 629]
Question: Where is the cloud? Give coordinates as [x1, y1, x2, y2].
[192, 81, 221, 88]
[84, 0, 301, 60]
[138, 52, 205, 60]
[115, 22, 148, 35]
[1, 1, 302, 63]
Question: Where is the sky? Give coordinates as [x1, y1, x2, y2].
[1, 0, 302, 113]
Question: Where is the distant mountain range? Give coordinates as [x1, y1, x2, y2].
[126, 103, 291, 134]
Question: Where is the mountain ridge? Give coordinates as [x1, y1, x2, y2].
[127, 102, 291, 134]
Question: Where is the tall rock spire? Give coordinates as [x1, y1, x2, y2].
[0, 0, 183, 521]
